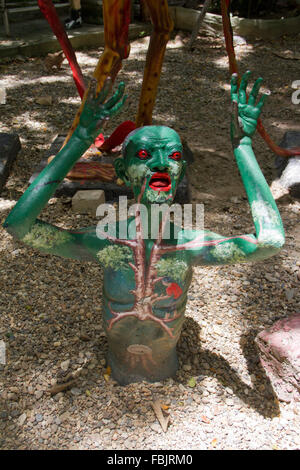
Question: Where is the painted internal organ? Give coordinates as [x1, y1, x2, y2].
[127, 344, 153, 355]
[126, 344, 156, 373]
[164, 281, 183, 300]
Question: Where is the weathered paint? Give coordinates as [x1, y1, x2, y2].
[3, 74, 285, 384]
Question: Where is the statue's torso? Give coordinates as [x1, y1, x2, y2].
[97, 236, 193, 351]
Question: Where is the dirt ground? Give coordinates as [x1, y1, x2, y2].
[0, 26, 300, 450]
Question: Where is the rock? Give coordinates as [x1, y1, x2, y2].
[255, 313, 300, 403]
[35, 414, 44, 423]
[7, 392, 17, 401]
[0, 198, 16, 212]
[51, 424, 58, 433]
[72, 189, 106, 215]
[230, 196, 241, 204]
[150, 422, 162, 433]
[60, 359, 70, 371]
[40, 430, 50, 439]
[11, 249, 21, 256]
[285, 288, 295, 302]
[35, 96, 52, 106]
[18, 413, 27, 425]
[0, 411, 8, 420]
[265, 273, 277, 283]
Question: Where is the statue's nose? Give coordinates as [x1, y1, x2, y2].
[151, 151, 168, 172]
[151, 164, 168, 172]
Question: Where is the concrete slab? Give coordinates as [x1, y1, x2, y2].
[3, 2, 69, 24]
[0, 16, 151, 59]
[170, 6, 300, 40]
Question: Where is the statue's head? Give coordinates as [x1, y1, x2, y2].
[114, 126, 186, 206]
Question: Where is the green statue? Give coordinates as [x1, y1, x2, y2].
[4, 72, 285, 384]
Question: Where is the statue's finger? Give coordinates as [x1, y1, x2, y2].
[239, 70, 251, 104]
[231, 73, 238, 100]
[248, 77, 263, 106]
[104, 82, 125, 110]
[108, 94, 127, 117]
[257, 90, 271, 110]
[94, 94, 127, 130]
[96, 95, 127, 129]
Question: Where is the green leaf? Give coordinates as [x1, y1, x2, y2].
[188, 377, 196, 388]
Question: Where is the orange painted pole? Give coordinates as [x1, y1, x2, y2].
[64, 0, 132, 146]
[135, 0, 174, 127]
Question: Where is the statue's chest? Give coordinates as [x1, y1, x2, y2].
[103, 267, 137, 303]
[101, 253, 192, 305]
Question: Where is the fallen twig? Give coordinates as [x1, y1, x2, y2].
[151, 399, 171, 433]
[187, 0, 213, 50]
[48, 380, 75, 396]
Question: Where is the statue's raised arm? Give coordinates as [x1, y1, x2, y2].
[181, 71, 285, 265]
[3, 80, 126, 261]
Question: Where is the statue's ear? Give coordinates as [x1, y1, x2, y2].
[114, 157, 131, 187]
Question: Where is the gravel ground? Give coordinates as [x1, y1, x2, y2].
[0, 28, 300, 450]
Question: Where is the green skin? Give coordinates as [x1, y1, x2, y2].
[4, 73, 285, 384]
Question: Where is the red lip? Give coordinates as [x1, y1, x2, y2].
[149, 172, 171, 192]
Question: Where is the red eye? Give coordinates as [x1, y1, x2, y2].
[170, 151, 182, 161]
[137, 149, 149, 159]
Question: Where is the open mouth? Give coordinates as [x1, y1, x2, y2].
[149, 172, 171, 192]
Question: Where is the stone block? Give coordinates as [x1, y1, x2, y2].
[255, 313, 300, 403]
[72, 189, 105, 215]
[0, 133, 21, 193]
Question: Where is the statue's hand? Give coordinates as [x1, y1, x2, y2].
[74, 78, 126, 145]
[231, 71, 270, 142]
